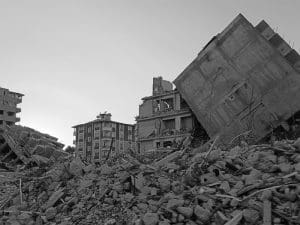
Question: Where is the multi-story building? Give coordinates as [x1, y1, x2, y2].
[72, 113, 136, 163]
[0, 87, 23, 129]
[136, 77, 197, 153]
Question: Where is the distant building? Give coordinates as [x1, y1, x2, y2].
[0, 87, 23, 129]
[72, 113, 136, 163]
[136, 77, 196, 153]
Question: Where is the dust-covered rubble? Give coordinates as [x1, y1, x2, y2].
[0, 136, 300, 225]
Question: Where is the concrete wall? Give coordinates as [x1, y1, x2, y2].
[174, 14, 300, 143]
[140, 140, 154, 153]
[138, 120, 156, 138]
[139, 100, 153, 118]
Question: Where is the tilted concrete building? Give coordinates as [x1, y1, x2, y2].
[0, 87, 23, 129]
[136, 77, 198, 153]
[174, 14, 300, 145]
[73, 113, 136, 163]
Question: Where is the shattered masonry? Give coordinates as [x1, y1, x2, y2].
[0, 87, 23, 129]
[1, 13, 300, 225]
[1, 130, 300, 224]
[174, 14, 300, 145]
[72, 112, 136, 163]
[136, 77, 197, 153]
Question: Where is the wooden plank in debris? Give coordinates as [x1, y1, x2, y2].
[153, 150, 182, 168]
[42, 188, 64, 210]
[224, 211, 243, 225]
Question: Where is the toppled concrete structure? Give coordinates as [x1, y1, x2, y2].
[174, 14, 300, 145]
[136, 77, 208, 153]
[0, 125, 67, 169]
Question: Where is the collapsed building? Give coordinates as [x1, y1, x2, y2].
[0, 87, 23, 129]
[0, 125, 67, 169]
[174, 14, 300, 145]
[136, 77, 208, 153]
[73, 112, 136, 163]
[1, 14, 300, 225]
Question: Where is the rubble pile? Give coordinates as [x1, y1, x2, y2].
[0, 125, 69, 170]
[0, 137, 299, 225]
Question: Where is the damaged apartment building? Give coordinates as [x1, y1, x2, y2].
[174, 14, 300, 145]
[0, 87, 23, 129]
[136, 77, 208, 153]
[73, 112, 136, 163]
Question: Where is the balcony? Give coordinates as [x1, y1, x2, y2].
[102, 126, 112, 131]
[137, 108, 191, 121]
[139, 128, 192, 141]
[0, 115, 20, 123]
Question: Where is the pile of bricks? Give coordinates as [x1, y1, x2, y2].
[0, 136, 299, 225]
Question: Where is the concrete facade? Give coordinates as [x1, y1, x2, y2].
[174, 14, 300, 144]
[73, 113, 136, 163]
[136, 77, 194, 153]
[0, 87, 23, 129]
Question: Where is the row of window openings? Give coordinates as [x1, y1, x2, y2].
[0, 120, 14, 126]
[0, 110, 15, 116]
[78, 126, 132, 133]
[77, 136, 131, 142]
[78, 131, 131, 139]
[84, 141, 130, 147]
[78, 140, 130, 147]
[153, 98, 189, 113]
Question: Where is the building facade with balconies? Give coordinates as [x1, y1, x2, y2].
[136, 77, 199, 153]
[0, 87, 23, 129]
[72, 113, 136, 163]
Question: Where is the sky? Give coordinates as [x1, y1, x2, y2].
[0, 0, 299, 147]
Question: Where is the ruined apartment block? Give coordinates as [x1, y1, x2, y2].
[136, 77, 195, 153]
[73, 113, 135, 163]
[0, 87, 23, 129]
[174, 14, 300, 144]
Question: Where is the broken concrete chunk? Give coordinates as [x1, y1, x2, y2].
[294, 162, 300, 172]
[42, 189, 64, 210]
[166, 199, 184, 209]
[293, 137, 300, 149]
[243, 209, 260, 223]
[69, 158, 84, 176]
[177, 206, 193, 218]
[157, 177, 171, 192]
[133, 173, 146, 192]
[194, 205, 210, 222]
[278, 162, 293, 173]
[220, 181, 231, 193]
[100, 163, 114, 175]
[45, 207, 57, 220]
[153, 151, 182, 168]
[142, 212, 159, 225]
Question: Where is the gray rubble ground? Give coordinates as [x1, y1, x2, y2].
[0, 137, 300, 225]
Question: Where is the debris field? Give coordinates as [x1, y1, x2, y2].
[0, 127, 299, 225]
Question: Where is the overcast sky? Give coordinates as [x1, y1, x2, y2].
[1, 0, 299, 147]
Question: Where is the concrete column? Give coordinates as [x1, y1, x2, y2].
[175, 93, 181, 110]
[175, 117, 181, 131]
